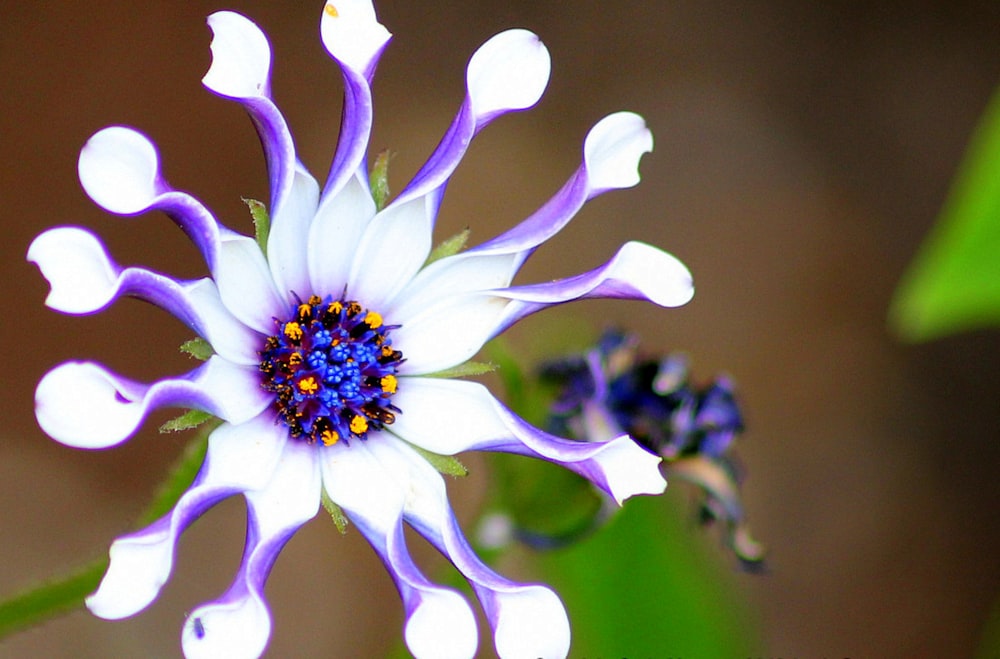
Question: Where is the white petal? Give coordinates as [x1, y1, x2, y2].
[467, 29, 550, 120]
[27, 227, 118, 313]
[387, 252, 517, 325]
[405, 588, 478, 659]
[183, 279, 262, 366]
[589, 436, 666, 503]
[267, 164, 319, 300]
[319, 0, 392, 76]
[203, 11, 271, 99]
[182, 595, 271, 659]
[78, 126, 160, 215]
[87, 527, 174, 620]
[393, 294, 508, 375]
[321, 439, 405, 526]
[348, 195, 432, 310]
[216, 234, 286, 333]
[584, 111, 654, 191]
[390, 378, 506, 455]
[308, 170, 375, 296]
[492, 588, 570, 659]
[35, 358, 268, 449]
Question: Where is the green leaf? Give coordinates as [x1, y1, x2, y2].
[0, 431, 211, 639]
[407, 442, 469, 477]
[890, 85, 1000, 341]
[159, 409, 214, 433]
[426, 228, 470, 266]
[321, 490, 350, 535]
[243, 197, 270, 255]
[424, 360, 498, 379]
[532, 495, 759, 656]
[179, 337, 214, 361]
[369, 149, 392, 211]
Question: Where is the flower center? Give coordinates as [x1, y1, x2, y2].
[259, 295, 403, 446]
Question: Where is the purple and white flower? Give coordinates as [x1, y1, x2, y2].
[28, 3, 693, 658]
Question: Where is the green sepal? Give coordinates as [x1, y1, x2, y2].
[424, 360, 498, 379]
[159, 409, 215, 434]
[426, 228, 470, 265]
[321, 490, 350, 534]
[408, 442, 469, 477]
[369, 149, 392, 211]
[243, 197, 270, 254]
[179, 337, 214, 361]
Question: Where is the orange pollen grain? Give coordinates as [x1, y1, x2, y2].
[321, 429, 340, 446]
[324, 4, 339, 18]
[297, 376, 319, 395]
[380, 374, 398, 394]
[350, 415, 369, 435]
[365, 311, 383, 328]
[283, 322, 303, 341]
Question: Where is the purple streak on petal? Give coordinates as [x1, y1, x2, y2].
[182, 438, 318, 659]
[239, 96, 299, 226]
[319, 57, 379, 205]
[487, 241, 695, 338]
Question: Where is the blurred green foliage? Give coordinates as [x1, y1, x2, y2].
[891, 85, 1000, 341]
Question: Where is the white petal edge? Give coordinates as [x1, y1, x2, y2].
[203, 11, 271, 99]
[182, 595, 271, 659]
[216, 234, 286, 334]
[35, 358, 268, 449]
[492, 587, 570, 659]
[319, 0, 392, 76]
[27, 227, 118, 313]
[78, 126, 160, 215]
[584, 111, 654, 192]
[308, 170, 376, 296]
[267, 163, 320, 303]
[404, 586, 478, 659]
[467, 29, 551, 120]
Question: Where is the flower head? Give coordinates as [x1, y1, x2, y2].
[541, 330, 766, 568]
[29, 4, 694, 658]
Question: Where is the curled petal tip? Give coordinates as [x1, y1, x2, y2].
[467, 29, 551, 120]
[404, 589, 478, 659]
[27, 227, 119, 314]
[203, 11, 271, 99]
[598, 435, 667, 504]
[181, 595, 271, 659]
[35, 362, 146, 449]
[87, 532, 173, 620]
[492, 587, 570, 659]
[78, 126, 161, 215]
[585, 111, 654, 191]
[610, 241, 694, 308]
[320, 0, 392, 77]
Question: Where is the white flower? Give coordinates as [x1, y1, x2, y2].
[28, 4, 693, 658]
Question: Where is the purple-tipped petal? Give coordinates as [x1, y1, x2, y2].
[318, 0, 390, 202]
[28, 227, 260, 365]
[204, 12, 302, 234]
[87, 416, 287, 620]
[182, 439, 320, 659]
[362, 437, 570, 658]
[390, 378, 665, 503]
[389, 113, 656, 319]
[390, 29, 550, 222]
[321, 440, 478, 658]
[35, 357, 269, 449]
[491, 241, 694, 336]
[77, 126, 225, 271]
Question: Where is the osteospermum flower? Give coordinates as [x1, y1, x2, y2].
[28, 4, 694, 658]
[541, 331, 765, 567]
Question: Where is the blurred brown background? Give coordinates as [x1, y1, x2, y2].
[3, 0, 1000, 656]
